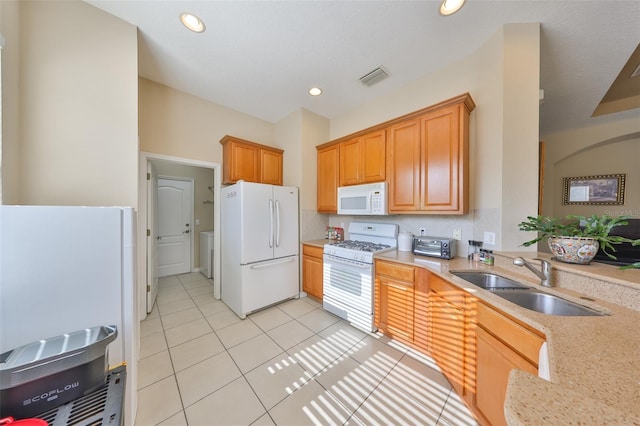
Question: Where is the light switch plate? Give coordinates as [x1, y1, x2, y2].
[484, 231, 496, 245]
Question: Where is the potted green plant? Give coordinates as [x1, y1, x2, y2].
[518, 214, 640, 265]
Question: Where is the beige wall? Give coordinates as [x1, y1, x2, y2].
[0, 0, 20, 204]
[300, 109, 330, 211]
[543, 116, 640, 219]
[500, 24, 541, 250]
[274, 109, 302, 188]
[15, 1, 138, 207]
[139, 78, 274, 164]
[328, 24, 541, 251]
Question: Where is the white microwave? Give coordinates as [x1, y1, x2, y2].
[337, 182, 388, 215]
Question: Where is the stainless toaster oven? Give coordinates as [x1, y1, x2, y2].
[413, 236, 456, 259]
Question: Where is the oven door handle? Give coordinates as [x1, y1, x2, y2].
[324, 256, 371, 269]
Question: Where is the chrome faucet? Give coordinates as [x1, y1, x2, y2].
[513, 257, 553, 287]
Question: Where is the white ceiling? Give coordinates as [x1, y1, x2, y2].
[87, 0, 640, 137]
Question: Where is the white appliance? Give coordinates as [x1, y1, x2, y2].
[337, 182, 388, 215]
[221, 181, 300, 319]
[323, 222, 398, 332]
[0, 206, 138, 425]
[200, 231, 214, 279]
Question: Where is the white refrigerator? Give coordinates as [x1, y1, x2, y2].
[221, 182, 300, 318]
[0, 206, 138, 425]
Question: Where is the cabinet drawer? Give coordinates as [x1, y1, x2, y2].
[477, 302, 545, 365]
[303, 244, 324, 258]
[375, 260, 415, 283]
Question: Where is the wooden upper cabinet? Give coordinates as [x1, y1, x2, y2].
[388, 94, 474, 214]
[317, 143, 340, 213]
[223, 138, 259, 184]
[316, 93, 474, 214]
[260, 148, 283, 186]
[339, 138, 361, 186]
[220, 135, 283, 185]
[339, 130, 386, 187]
[388, 119, 421, 211]
[420, 104, 463, 212]
[361, 131, 386, 183]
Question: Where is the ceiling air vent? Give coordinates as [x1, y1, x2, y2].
[359, 66, 390, 87]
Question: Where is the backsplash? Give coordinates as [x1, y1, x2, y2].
[327, 207, 502, 256]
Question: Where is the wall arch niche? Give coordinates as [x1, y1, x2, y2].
[552, 132, 640, 218]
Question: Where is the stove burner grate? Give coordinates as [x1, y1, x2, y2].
[329, 240, 391, 253]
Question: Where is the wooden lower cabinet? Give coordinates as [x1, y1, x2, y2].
[429, 274, 467, 397]
[413, 268, 430, 354]
[474, 302, 545, 426]
[372, 265, 546, 425]
[374, 260, 415, 343]
[302, 244, 323, 300]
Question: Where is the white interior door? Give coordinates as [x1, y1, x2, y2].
[158, 178, 193, 277]
[146, 161, 159, 313]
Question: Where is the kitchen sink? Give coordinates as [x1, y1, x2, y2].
[491, 290, 606, 316]
[451, 271, 606, 316]
[451, 271, 531, 290]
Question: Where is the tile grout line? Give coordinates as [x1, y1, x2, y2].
[142, 275, 473, 426]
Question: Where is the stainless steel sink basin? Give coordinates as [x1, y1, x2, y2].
[491, 290, 606, 316]
[451, 271, 606, 316]
[451, 271, 531, 290]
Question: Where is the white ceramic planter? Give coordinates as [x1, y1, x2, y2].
[548, 236, 599, 264]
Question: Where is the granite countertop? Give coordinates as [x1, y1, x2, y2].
[301, 239, 333, 248]
[374, 249, 640, 425]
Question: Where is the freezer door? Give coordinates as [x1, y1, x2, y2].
[238, 182, 275, 264]
[273, 186, 299, 259]
[238, 256, 299, 316]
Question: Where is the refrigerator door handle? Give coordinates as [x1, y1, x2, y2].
[269, 199, 274, 248]
[275, 200, 281, 247]
[249, 257, 295, 269]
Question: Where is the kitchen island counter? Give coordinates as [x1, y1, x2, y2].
[375, 250, 640, 425]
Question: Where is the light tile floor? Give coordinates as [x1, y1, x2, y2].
[135, 272, 478, 426]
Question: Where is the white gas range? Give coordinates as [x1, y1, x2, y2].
[322, 222, 398, 333]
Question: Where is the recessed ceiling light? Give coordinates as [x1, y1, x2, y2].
[440, 0, 466, 16]
[180, 12, 205, 33]
[309, 87, 323, 96]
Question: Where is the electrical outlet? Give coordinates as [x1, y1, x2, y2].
[484, 231, 496, 245]
[453, 229, 462, 240]
[419, 227, 426, 236]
